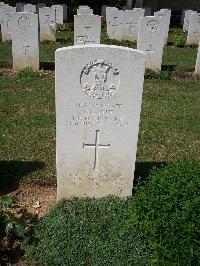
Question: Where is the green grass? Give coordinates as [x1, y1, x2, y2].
[0, 74, 200, 185]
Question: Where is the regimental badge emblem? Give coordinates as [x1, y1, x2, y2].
[196, 15, 200, 23]
[147, 20, 159, 33]
[80, 60, 120, 99]
[18, 16, 30, 31]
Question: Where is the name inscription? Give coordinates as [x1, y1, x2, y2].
[66, 102, 129, 127]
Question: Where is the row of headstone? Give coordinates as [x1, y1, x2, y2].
[106, 7, 145, 41]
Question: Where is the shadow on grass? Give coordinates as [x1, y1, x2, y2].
[0, 160, 45, 195]
[133, 161, 167, 194]
[40, 61, 55, 70]
[161, 64, 177, 71]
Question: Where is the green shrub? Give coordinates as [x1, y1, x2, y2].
[101, 34, 137, 49]
[134, 160, 200, 265]
[0, 196, 24, 256]
[145, 69, 171, 80]
[16, 67, 40, 80]
[172, 35, 186, 47]
[23, 197, 151, 265]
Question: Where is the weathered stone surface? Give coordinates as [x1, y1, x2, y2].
[23, 4, 36, 13]
[74, 14, 101, 45]
[195, 42, 200, 74]
[183, 10, 197, 32]
[137, 15, 165, 70]
[52, 5, 63, 24]
[154, 9, 171, 45]
[187, 13, 200, 45]
[56, 45, 145, 199]
[39, 7, 56, 42]
[11, 12, 39, 70]
[133, 8, 145, 17]
[0, 5, 16, 42]
[77, 6, 93, 15]
[106, 8, 123, 40]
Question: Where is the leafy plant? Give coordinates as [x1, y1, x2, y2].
[101, 34, 137, 49]
[16, 67, 40, 80]
[23, 197, 151, 265]
[145, 69, 171, 80]
[134, 160, 200, 266]
[0, 196, 24, 252]
[172, 35, 186, 47]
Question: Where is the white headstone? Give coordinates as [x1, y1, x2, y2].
[0, 6, 16, 42]
[39, 7, 56, 42]
[23, 4, 36, 13]
[133, 8, 145, 17]
[183, 10, 197, 32]
[11, 12, 39, 71]
[74, 15, 101, 45]
[195, 42, 200, 74]
[52, 5, 63, 24]
[37, 3, 46, 13]
[77, 6, 93, 15]
[154, 9, 171, 45]
[55, 44, 146, 199]
[137, 16, 165, 70]
[123, 9, 143, 41]
[16, 2, 25, 12]
[187, 13, 200, 45]
[107, 8, 123, 40]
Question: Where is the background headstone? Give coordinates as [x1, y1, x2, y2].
[144, 7, 151, 16]
[133, 8, 145, 17]
[77, 6, 93, 15]
[12, 12, 39, 70]
[183, 10, 197, 32]
[137, 16, 165, 70]
[55, 45, 146, 199]
[23, 4, 36, 13]
[107, 8, 123, 40]
[52, 5, 63, 24]
[187, 13, 200, 45]
[195, 41, 200, 74]
[39, 7, 56, 42]
[74, 14, 101, 45]
[154, 9, 171, 45]
[0, 5, 16, 42]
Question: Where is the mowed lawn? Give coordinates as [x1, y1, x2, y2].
[0, 26, 200, 186]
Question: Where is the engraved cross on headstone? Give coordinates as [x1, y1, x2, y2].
[146, 44, 155, 59]
[83, 130, 110, 171]
[22, 41, 30, 56]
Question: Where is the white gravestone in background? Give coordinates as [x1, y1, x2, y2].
[107, 8, 124, 40]
[133, 8, 145, 17]
[52, 5, 63, 24]
[195, 42, 200, 74]
[24, 4, 36, 13]
[154, 9, 171, 45]
[55, 45, 146, 199]
[12, 12, 39, 70]
[74, 15, 101, 45]
[187, 13, 200, 45]
[77, 6, 93, 15]
[137, 16, 165, 70]
[183, 10, 197, 32]
[39, 7, 56, 42]
[106, 6, 118, 23]
[0, 6, 16, 42]
[123, 9, 143, 41]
